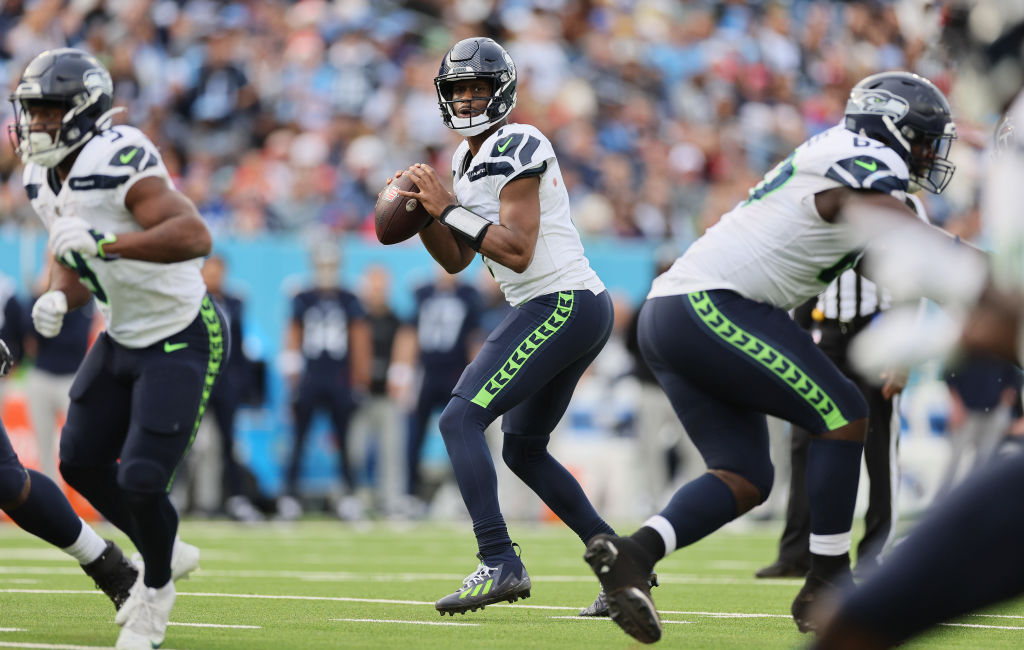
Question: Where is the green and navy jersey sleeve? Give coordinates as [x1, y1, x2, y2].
[77, 126, 169, 207]
[473, 124, 555, 198]
[824, 154, 908, 195]
[805, 128, 910, 198]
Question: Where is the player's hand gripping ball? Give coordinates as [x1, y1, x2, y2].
[375, 173, 433, 245]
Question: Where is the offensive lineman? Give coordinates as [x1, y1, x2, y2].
[813, 8, 1024, 644]
[388, 37, 620, 616]
[583, 71, 964, 644]
[12, 48, 223, 649]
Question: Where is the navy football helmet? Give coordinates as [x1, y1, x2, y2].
[434, 37, 517, 137]
[9, 48, 117, 168]
[845, 71, 957, 193]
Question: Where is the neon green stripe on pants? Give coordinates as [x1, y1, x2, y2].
[688, 291, 848, 430]
[470, 291, 575, 408]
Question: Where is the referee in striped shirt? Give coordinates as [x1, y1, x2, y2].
[756, 195, 928, 579]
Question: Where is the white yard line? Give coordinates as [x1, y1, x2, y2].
[941, 623, 1024, 631]
[0, 589, 790, 618]
[332, 618, 480, 627]
[970, 614, 1024, 619]
[550, 616, 692, 625]
[1, 588, 1018, 632]
[0, 565, 801, 586]
[167, 623, 260, 629]
[0, 630, 26, 633]
[0, 643, 180, 650]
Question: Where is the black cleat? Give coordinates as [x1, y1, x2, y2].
[755, 560, 809, 579]
[791, 569, 853, 633]
[584, 534, 661, 643]
[80, 540, 139, 610]
[579, 573, 659, 617]
[435, 547, 532, 616]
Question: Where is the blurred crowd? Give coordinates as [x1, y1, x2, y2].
[0, 1, 1018, 523]
[0, 0, 993, 247]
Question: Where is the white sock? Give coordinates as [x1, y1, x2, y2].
[642, 515, 677, 559]
[61, 518, 108, 565]
[809, 531, 852, 556]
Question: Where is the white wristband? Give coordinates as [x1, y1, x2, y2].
[439, 205, 491, 250]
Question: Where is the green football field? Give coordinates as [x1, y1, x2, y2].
[0, 519, 1022, 649]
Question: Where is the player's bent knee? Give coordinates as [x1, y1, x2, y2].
[708, 467, 772, 514]
[818, 417, 868, 443]
[117, 457, 170, 495]
[501, 433, 550, 473]
[438, 397, 489, 440]
[0, 464, 29, 510]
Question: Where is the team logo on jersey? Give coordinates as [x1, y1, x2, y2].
[110, 145, 145, 170]
[849, 90, 908, 120]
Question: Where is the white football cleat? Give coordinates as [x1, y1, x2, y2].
[115, 581, 175, 649]
[131, 538, 201, 585]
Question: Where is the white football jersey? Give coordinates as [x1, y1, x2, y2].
[450, 123, 604, 306]
[984, 91, 1024, 295]
[649, 125, 910, 310]
[25, 125, 206, 348]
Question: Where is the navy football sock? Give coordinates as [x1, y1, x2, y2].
[438, 398, 514, 563]
[806, 438, 862, 562]
[3, 469, 82, 549]
[651, 472, 738, 553]
[502, 433, 614, 543]
[123, 490, 178, 588]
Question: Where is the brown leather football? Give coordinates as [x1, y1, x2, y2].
[374, 174, 433, 245]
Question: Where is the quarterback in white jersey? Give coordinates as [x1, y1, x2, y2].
[386, 37, 616, 618]
[11, 49, 219, 650]
[583, 72, 969, 646]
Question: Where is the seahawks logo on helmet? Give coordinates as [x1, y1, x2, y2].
[850, 90, 909, 121]
[83, 69, 113, 97]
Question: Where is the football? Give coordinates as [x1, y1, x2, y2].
[374, 174, 433, 245]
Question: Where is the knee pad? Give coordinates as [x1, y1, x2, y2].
[501, 434, 550, 473]
[0, 460, 28, 508]
[117, 457, 171, 496]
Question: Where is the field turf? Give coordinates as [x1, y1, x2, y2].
[0, 519, 1021, 649]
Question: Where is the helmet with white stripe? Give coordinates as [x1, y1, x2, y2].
[434, 37, 517, 137]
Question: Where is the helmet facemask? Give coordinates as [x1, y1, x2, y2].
[904, 122, 957, 194]
[435, 75, 508, 136]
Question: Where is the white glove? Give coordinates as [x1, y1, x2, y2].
[32, 290, 68, 338]
[0, 339, 12, 376]
[49, 216, 116, 260]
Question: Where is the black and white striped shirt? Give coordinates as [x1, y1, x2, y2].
[815, 194, 929, 322]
